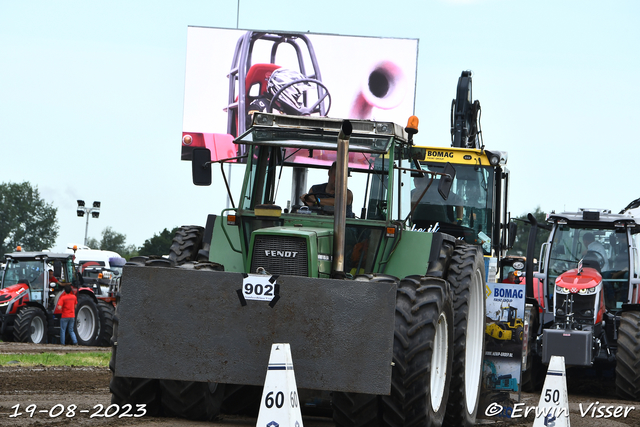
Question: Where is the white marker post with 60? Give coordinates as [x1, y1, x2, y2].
[256, 343, 303, 427]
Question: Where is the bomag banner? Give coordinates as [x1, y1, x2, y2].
[478, 282, 526, 420]
[182, 27, 418, 161]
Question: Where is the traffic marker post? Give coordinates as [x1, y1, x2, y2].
[256, 343, 304, 427]
[533, 355, 570, 427]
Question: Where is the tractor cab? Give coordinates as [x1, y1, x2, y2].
[192, 113, 452, 279]
[539, 210, 638, 316]
[1, 252, 77, 309]
[526, 208, 640, 370]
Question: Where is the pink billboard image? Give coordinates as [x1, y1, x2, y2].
[182, 27, 418, 162]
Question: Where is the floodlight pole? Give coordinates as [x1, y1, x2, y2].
[83, 214, 91, 246]
[77, 200, 101, 246]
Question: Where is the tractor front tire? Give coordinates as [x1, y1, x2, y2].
[616, 310, 640, 401]
[13, 307, 47, 344]
[75, 294, 101, 346]
[96, 300, 115, 347]
[332, 275, 453, 427]
[168, 226, 205, 265]
[443, 244, 486, 427]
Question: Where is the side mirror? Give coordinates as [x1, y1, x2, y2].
[507, 221, 517, 249]
[438, 162, 456, 200]
[53, 260, 62, 278]
[192, 148, 212, 186]
[75, 270, 84, 287]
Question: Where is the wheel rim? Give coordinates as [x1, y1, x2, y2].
[465, 267, 485, 413]
[30, 315, 45, 343]
[430, 311, 449, 412]
[76, 305, 96, 342]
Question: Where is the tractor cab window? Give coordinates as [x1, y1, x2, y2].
[549, 225, 630, 310]
[412, 162, 494, 254]
[241, 145, 390, 220]
[1, 259, 46, 300]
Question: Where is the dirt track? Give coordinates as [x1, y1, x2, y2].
[0, 342, 638, 426]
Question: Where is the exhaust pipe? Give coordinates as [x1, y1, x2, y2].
[350, 61, 407, 119]
[332, 120, 352, 277]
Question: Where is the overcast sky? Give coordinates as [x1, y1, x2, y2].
[1, 0, 639, 252]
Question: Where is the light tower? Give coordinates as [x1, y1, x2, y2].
[77, 200, 100, 246]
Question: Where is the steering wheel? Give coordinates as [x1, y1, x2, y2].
[268, 78, 332, 116]
[584, 250, 606, 270]
[301, 192, 336, 215]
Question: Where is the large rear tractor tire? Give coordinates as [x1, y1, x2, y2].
[159, 380, 225, 421]
[332, 275, 454, 427]
[616, 311, 640, 401]
[13, 307, 47, 344]
[75, 294, 101, 346]
[443, 243, 485, 427]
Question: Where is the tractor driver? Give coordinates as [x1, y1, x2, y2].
[48, 269, 64, 291]
[582, 232, 609, 271]
[48, 270, 59, 284]
[300, 162, 354, 217]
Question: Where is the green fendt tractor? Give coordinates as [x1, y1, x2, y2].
[110, 113, 487, 426]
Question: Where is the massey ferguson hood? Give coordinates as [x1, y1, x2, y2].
[0, 283, 30, 312]
[555, 267, 601, 291]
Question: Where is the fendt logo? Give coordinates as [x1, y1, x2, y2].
[427, 150, 454, 158]
[264, 250, 298, 258]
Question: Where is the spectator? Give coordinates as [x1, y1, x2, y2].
[56, 286, 78, 345]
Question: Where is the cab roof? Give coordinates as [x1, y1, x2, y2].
[4, 251, 74, 261]
[235, 113, 407, 154]
[547, 209, 638, 229]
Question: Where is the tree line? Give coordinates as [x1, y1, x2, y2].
[0, 182, 177, 259]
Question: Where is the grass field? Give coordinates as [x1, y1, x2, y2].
[0, 352, 110, 367]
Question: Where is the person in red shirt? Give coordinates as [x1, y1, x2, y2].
[48, 270, 60, 289]
[56, 286, 78, 345]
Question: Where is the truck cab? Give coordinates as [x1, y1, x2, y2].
[414, 145, 514, 281]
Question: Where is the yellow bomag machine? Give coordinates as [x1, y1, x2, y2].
[413, 71, 516, 283]
[486, 304, 524, 343]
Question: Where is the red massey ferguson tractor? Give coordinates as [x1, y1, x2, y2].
[522, 209, 640, 400]
[0, 249, 114, 346]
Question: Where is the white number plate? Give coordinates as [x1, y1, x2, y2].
[242, 274, 277, 302]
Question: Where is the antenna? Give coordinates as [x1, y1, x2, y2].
[236, 0, 240, 29]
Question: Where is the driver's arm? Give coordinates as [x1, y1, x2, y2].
[314, 189, 353, 207]
[300, 189, 354, 207]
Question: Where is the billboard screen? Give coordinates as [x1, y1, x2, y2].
[182, 27, 418, 161]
